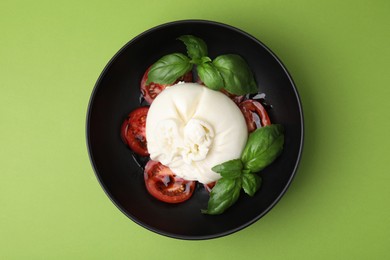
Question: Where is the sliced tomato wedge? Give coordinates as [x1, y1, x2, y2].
[144, 160, 196, 204]
[121, 106, 149, 156]
[239, 100, 271, 132]
[140, 67, 193, 104]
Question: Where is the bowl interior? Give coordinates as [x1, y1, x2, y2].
[87, 20, 303, 239]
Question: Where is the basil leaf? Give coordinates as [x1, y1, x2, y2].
[242, 173, 262, 196]
[200, 56, 212, 63]
[241, 124, 284, 172]
[197, 62, 224, 91]
[147, 53, 192, 84]
[212, 159, 243, 179]
[213, 54, 258, 95]
[178, 35, 208, 61]
[202, 178, 242, 215]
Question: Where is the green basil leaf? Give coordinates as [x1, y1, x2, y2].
[241, 124, 284, 172]
[178, 35, 208, 61]
[200, 56, 212, 63]
[213, 54, 258, 95]
[242, 169, 251, 175]
[197, 62, 224, 91]
[147, 53, 192, 84]
[202, 178, 242, 215]
[242, 173, 262, 196]
[212, 159, 243, 179]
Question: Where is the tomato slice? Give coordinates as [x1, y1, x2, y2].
[203, 182, 216, 193]
[121, 106, 149, 156]
[144, 160, 196, 203]
[239, 100, 271, 132]
[220, 89, 244, 104]
[140, 67, 193, 104]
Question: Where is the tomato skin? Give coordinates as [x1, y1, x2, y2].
[144, 160, 196, 204]
[140, 67, 193, 104]
[239, 100, 271, 132]
[121, 106, 149, 156]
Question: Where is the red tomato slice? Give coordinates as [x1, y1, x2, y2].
[239, 100, 271, 132]
[144, 160, 196, 204]
[220, 89, 244, 104]
[121, 106, 149, 156]
[140, 67, 193, 104]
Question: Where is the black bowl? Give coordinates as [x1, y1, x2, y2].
[86, 20, 304, 240]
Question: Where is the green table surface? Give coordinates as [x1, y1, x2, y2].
[1, 0, 389, 259]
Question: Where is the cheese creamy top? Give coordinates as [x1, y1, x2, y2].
[146, 82, 248, 184]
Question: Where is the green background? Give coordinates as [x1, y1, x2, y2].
[1, 0, 389, 259]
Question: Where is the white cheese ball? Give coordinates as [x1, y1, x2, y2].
[146, 83, 248, 184]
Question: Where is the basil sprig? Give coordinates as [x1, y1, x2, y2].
[146, 35, 258, 95]
[202, 124, 284, 215]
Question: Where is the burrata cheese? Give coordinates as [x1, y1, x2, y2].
[146, 82, 248, 184]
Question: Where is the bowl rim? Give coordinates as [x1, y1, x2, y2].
[85, 19, 304, 240]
